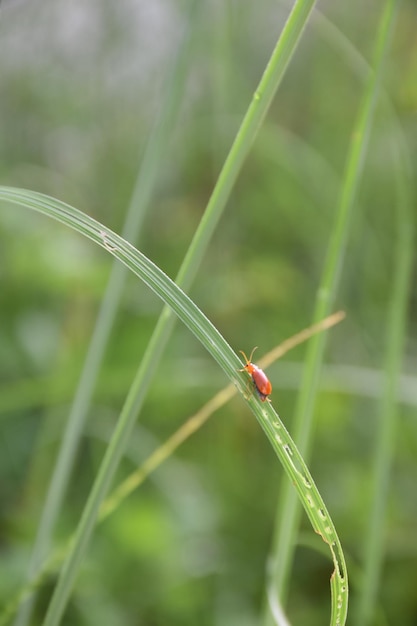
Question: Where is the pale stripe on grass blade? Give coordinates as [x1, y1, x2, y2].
[263, 0, 400, 623]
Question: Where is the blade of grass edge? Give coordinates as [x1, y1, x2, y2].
[0, 189, 348, 626]
[262, 0, 400, 622]
[14, 4, 201, 626]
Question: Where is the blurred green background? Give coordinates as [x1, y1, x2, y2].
[1, 1, 416, 625]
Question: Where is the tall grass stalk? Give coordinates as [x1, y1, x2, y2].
[6, 2, 320, 625]
[313, 18, 413, 620]
[354, 131, 414, 623]
[13, 3, 200, 625]
[263, 0, 399, 621]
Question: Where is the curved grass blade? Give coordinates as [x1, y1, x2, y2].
[0, 189, 348, 625]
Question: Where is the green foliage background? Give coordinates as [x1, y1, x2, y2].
[0, 1, 416, 625]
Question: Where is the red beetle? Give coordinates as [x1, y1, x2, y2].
[238, 347, 272, 402]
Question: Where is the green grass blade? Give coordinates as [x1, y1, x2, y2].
[263, 0, 399, 619]
[13, 4, 200, 625]
[354, 126, 414, 624]
[0, 188, 348, 626]
[175, 0, 318, 288]
[3, 3, 320, 623]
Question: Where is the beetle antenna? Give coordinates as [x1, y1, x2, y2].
[239, 349, 249, 363]
[248, 346, 258, 362]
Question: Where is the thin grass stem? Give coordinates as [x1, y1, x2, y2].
[354, 106, 414, 625]
[263, 1, 400, 622]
